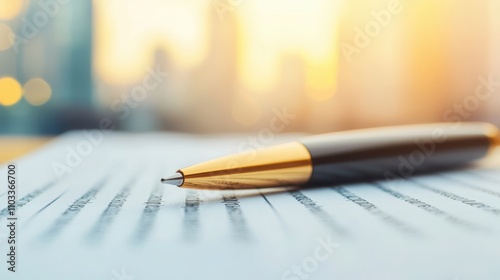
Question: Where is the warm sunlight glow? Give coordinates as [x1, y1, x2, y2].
[93, 0, 209, 85]
[305, 53, 338, 101]
[94, 0, 341, 101]
[0, 0, 24, 20]
[238, 0, 340, 96]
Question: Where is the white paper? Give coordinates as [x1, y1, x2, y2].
[1, 131, 500, 280]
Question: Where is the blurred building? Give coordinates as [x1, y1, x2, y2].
[0, 0, 499, 135]
[0, 0, 94, 135]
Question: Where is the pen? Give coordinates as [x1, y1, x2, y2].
[161, 123, 499, 190]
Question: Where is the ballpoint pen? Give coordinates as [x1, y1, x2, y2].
[161, 123, 499, 190]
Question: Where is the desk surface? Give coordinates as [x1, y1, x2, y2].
[2, 132, 500, 280]
[0, 136, 52, 163]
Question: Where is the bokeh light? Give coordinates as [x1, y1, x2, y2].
[0, 77, 23, 106]
[0, 23, 15, 51]
[0, 0, 24, 20]
[23, 78, 52, 106]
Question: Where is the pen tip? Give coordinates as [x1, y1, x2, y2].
[161, 172, 184, 187]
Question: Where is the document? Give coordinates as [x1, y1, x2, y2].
[1, 131, 500, 279]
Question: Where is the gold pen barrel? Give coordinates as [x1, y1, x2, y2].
[178, 142, 313, 190]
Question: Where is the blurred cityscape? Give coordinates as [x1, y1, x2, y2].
[0, 0, 499, 135]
